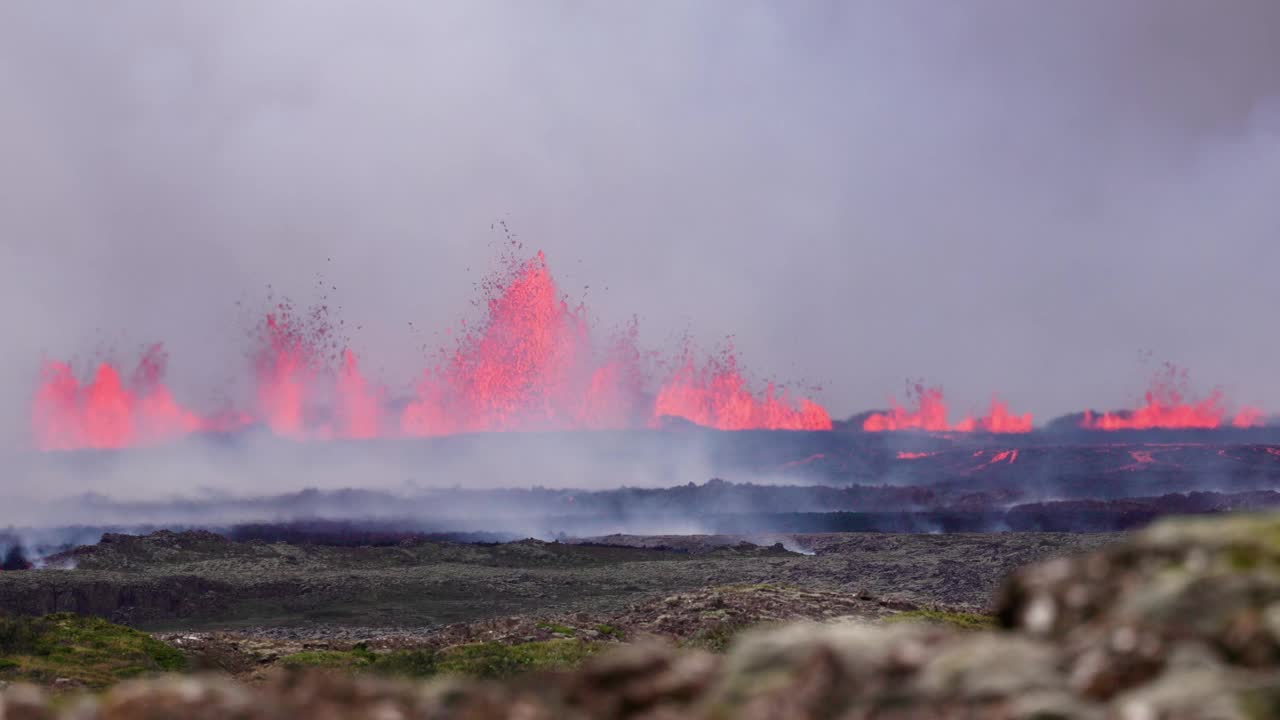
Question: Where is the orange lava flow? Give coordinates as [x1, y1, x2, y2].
[1080, 364, 1262, 431]
[32, 251, 831, 450]
[968, 449, 1018, 472]
[863, 384, 1031, 433]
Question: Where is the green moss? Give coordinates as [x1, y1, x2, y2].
[435, 639, 601, 679]
[0, 614, 49, 655]
[279, 650, 364, 670]
[535, 621, 576, 636]
[594, 624, 622, 638]
[884, 609, 997, 630]
[279, 647, 438, 678]
[0, 612, 186, 688]
[1227, 545, 1261, 571]
[682, 622, 745, 653]
[370, 649, 438, 677]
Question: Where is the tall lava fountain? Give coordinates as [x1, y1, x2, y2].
[31, 250, 833, 450]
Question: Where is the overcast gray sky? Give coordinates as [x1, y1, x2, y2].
[2, 0, 1279, 449]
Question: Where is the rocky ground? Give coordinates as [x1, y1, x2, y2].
[6, 513, 1280, 717]
[0, 529, 1112, 629]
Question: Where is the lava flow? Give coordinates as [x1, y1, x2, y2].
[862, 383, 1032, 433]
[1080, 364, 1262, 430]
[31, 251, 832, 450]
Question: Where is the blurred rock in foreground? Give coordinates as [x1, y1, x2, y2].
[9, 513, 1280, 718]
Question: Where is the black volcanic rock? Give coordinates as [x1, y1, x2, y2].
[8, 513, 1280, 717]
[1, 545, 31, 571]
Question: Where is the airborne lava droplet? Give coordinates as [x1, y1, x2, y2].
[1080, 363, 1262, 431]
[863, 383, 1032, 434]
[32, 251, 831, 449]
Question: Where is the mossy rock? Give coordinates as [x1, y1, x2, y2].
[435, 639, 602, 679]
[885, 610, 997, 631]
[279, 646, 439, 677]
[0, 612, 185, 688]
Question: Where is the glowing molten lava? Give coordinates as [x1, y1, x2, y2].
[32, 251, 830, 449]
[862, 384, 1031, 433]
[1081, 364, 1262, 431]
[402, 252, 619, 435]
[651, 349, 831, 431]
[337, 350, 381, 439]
[400, 252, 829, 434]
[31, 345, 232, 450]
[254, 313, 312, 438]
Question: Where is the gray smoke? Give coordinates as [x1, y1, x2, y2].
[2, 1, 1278, 459]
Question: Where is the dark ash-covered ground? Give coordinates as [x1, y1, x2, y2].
[0, 529, 1114, 634]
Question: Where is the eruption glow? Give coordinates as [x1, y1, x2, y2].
[31, 251, 832, 450]
[862, 384, 1033, 433]
[32, 346, 245, 450]
[1080, 364, 1262, 431]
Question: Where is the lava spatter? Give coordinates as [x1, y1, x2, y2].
[862, 383, 1030, 433]
[1080, 363, 1262, 431]
[30, 248, 837, 450]
[31, 345, 215, 450]
[651, 346, 831, 431]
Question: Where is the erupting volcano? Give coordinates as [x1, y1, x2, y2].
[28, 252, 1271, 451]
[862, 383, 1033, 433]
[30, 250, 832, 450]
[1080, 364, 1263, 431]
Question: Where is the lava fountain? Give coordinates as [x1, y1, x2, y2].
[862, 383, 1032, 433]
[31, 251, 832, 450]
[1080, 363, 1262, 430]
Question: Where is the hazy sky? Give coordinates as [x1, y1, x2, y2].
[2, 0, 1279, 449]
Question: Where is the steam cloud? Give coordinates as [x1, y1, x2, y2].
[2, 2, 1279, 499]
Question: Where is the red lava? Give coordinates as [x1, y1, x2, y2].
[862, 383, 1032, 434]
[32, 251, 831, 450]
[1081, 363, 1261, 431]
[968, 449, 1018, 472]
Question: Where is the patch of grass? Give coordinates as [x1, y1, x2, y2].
[0, 614, 50, 655]
[370, 649, 439, 677]
[535, 621, 576, 636]
[884, 609, 997, 630]
[279, 650, 363, 670]
[278, 647, 440, 678]
[682, 622, 746, 653]
[435, 639, 602, 679]
[0, 612, 187, 688]
[594, 624, 622, 639]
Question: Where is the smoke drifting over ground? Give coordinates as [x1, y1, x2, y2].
[3, 1, 1280, 459]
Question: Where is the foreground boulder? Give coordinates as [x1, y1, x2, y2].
[9, 513, 1280, 718]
